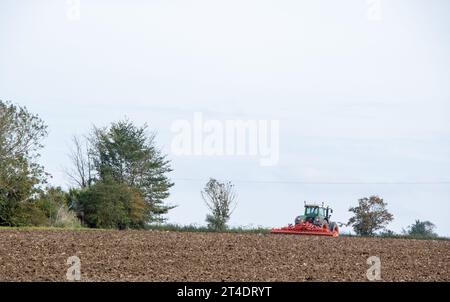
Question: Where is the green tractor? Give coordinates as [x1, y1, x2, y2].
[272, 202, 339, 236]
[296, 202, 335, 226]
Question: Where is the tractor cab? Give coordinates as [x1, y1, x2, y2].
[305, 205, 321, 217]
[295, 203, 333, 225]
[305, 205, 330, 219]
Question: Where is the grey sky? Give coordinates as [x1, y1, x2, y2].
[1, 0, 449, 235]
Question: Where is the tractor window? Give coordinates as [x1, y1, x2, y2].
[305, 207, 318, 215]
[319, 208, 325, 216]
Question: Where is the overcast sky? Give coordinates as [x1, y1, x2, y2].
[1, 0, 449, 235]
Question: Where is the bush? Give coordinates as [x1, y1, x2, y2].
[404, 220, 438, 238]
[379, 229, 396, 237]
[31, 187, 81, 228]
[145, 223, 271, 234]
[73, 179, 147, 229]
[35, 187, 68, 224]
[54, 205, 82, 228]
[9, 202, 49, 227]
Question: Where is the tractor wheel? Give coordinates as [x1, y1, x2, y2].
[329, 222, 339, 235]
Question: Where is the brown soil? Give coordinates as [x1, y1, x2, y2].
[0, 230, 448, 281]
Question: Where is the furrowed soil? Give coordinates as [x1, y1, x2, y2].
[0, 230, 449, 281]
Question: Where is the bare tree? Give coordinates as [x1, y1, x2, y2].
[201, 178, 237, 231]
[66, 135, 93, 188]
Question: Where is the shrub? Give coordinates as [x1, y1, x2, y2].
[54, 205, 81, 228]
[73, 179, 147, 229]
[404, 220, 438, 238]
[9, 202, 49, 227]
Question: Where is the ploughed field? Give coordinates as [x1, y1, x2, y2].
[0, 230, 449, 281]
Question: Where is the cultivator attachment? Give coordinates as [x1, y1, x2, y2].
[271, 221, 339, 237]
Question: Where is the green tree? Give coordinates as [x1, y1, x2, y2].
[9, 201, 49, 226]
[405, 220, 437, 238]
[0, 100, 48, 226]
[35, 187, 68, 224]
[202, 178, 237, 231]
[90, 120, 174, 223]
[347, 195, 393, 236]
[72, 179, 147, 229]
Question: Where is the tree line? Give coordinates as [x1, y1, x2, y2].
[1, 100, 173, 228]
[345, 195, 438, 238]
[0, 100, 441, 237]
